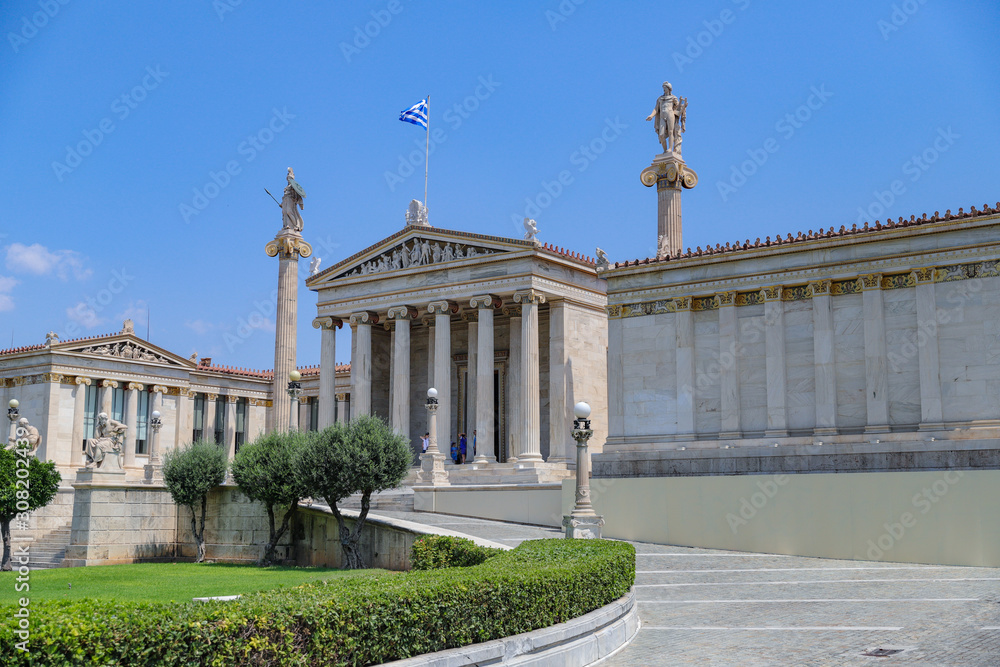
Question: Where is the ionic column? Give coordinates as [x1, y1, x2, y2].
[505, 305, 523, 460]
[99, 379, 117, 417]
[176, 388, 193, 449]
[465, 311, 478, 443]
[915, 268, 944, 429]
[548, 299, 571, 464]
[429, 301, 458, 455]
[225, 396, 238, 459]
[349, 312, 379, 417]
[862, 274, 890, 433]
[761, 286, 788, 437]
[810, 280, 837, 435]
[387, 306, 417, 438]
[125, 382, 144, 467]
[205, 393, 218, 443]
[336, 393, 349, 423]
[471, 295, 500, 463]
[40, 373, 63, 463]
[312, 316, 342, 429]
[150, 385, 169, 463]
[674, 298, 696, 437]
[71, 376, 91, 468]
[716, 291, 741, 438]
[514, 290, 546, 462]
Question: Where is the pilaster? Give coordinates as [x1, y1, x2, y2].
[674, 297, 696, 437]
[810, 280, 838, 435]
[715, 291, 741, 438]
[914, 268, 944, 430]
[862, 274, 890, 433]
[761, 286, 788, 437]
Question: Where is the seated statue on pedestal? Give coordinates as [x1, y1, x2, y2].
[85, 413, 127, 471]
[7, 417, 42, 454]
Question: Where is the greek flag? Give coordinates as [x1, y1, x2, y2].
[399, 99, 428, 130]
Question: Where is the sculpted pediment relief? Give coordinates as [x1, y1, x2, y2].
[64, 339, 187, 366]
[334, 237, 505, 279]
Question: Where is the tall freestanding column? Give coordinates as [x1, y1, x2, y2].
[205, 394, 218, 443]
[514, 290, 545, 463]
[641, 81, 698, 259]
[349, 312, 378, 417]
[125, 382, 143, 468]
[387, 306, 417, 439]
[265, 167, 312, 434]
[471, 295, 500, 463]
[429, 301, 458, 453]
[465, 312, 478, 447]
[313, 316, 342, 429]
[71, 377, 91, 468]
[505, 305, 523, 461]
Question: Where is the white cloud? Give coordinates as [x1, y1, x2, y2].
[0, 275, 17, 312]
[185, 319, 217, 335]
[5, 243, 92, 281]
[66, 301, 102, 329]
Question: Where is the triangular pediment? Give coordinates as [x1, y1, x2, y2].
[56, 334, 193, 367]
[307, 225, 535, 286]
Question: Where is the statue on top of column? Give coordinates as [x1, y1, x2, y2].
[646, 81, 687, 155]
[281, 167, 306, 232]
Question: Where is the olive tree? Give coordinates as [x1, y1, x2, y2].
[162, 441, 227, 563]
[295, 416, 410, 569]
[231, 430, 311, 566]
[0, 447, 61, 571]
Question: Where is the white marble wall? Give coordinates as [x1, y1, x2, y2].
[833, 294, 866, 430]
[693, 311, 722, 435]
[784, 299, 815, 432]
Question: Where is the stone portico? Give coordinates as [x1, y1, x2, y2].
[306, 226, 608, 481]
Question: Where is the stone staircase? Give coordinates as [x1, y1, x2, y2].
[28, 522, 72, 569]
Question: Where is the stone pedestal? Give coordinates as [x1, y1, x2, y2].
[563, 515, 605, 540]
[640, 152, 698, 259]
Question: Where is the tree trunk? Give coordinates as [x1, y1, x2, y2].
[190, 498, 207, 563]
[0, 519, 11, 572]
[262, 500, 298, 566]
[329, 493, 370, 570]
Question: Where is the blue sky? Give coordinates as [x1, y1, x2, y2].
[1, 0, 997, 369]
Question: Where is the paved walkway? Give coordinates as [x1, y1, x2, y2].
[372, 510, 1000, 666]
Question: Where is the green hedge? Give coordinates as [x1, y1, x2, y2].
[1, 539, 634, 666]
[410, 534, 504, 570]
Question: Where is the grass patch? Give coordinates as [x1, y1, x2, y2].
[0, 562, 391, 603]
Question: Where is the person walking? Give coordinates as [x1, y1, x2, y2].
[458, 432, 467, 464]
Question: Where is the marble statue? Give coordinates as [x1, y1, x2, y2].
[45, 331, 59, 346]
[596, 248, 610, 269]
[336, 237, 501, 278]
[657, 234, 670, 259]
[281, 167, 306, 232]
[646, 81, 687, 155]
[523, 218, 539, 243]
[309, 257, 322, 275]
[405, 199, 429, 227]
[85, 412, 127, 471]
[7, 417, 41, 453]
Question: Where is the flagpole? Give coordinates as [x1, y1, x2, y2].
[424, 94, 430, 216]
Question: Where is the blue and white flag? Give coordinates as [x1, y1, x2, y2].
[399, 99, 428, 130]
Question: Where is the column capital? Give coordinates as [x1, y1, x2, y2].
[914, 267, 936, 284]
[512, 289, 546, 305]
[860, 273, 883, 290]
[336, 393, 348, 401]
[461, 309, 478, 322]
[151, 384, 170, 394]
[387, 305, 419, 320]
[470, 294, 502, 309]
[502, 304, 522, 317]
[312, 316, 344, 330]
[760, 285, 783, 302]
[808, 279, 832, 296]
[74, 376, 92, 386]
[714, 291, 737, 308]
[427, 300, 459, 315]
[179, 387, 196, 398]
[127, 382, 145, 392]
[101, 379, 118, 389]
[265, 234, 313, 259]
[42, 372, 64, 384]
[226, 394, 239, 403]
[349, 311, 380, 325]
[206, 393, 219, 401]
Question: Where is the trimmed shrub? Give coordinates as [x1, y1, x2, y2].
[0, 539, 635, 665]
[411, 535, 504, 570]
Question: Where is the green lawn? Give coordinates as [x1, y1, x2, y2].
[0, 562, 391, 603]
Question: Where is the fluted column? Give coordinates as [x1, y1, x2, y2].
[387, 306, 417, 439]
[99, 379, 117, 416]
[124, 382, 143, 467]
[336, 393, 349, 423]
[150, 385, 168, 463]
[205, 393, 218, 443]
[465, 312, 478, 443]
[225, 396, 238, 459]
[862, 274, 890, 433]
[810, 280, 837, 435]
[349, 312, 378, 417]
[313, 316, 342, 429]
[762, 286, 788, 437]
[716, 291, 741, 438]
[915, 268, 944, 429]
[177, 388, 193, 449]
[505, 305, 523, 460]
[674, 298, 696, 437]
[471, 295, 500, 463]
[429, 301, 458, 455]
[514, 290, 546, 463]
[71, 377, 91, 467]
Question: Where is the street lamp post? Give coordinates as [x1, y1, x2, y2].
[287, 370, 302, 431]
[562, 401, 605, 539]
[144, 410, 164, 484]
[419, 388, 449, 486]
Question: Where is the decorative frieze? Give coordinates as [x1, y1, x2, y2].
[336, 238, 501, 279]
